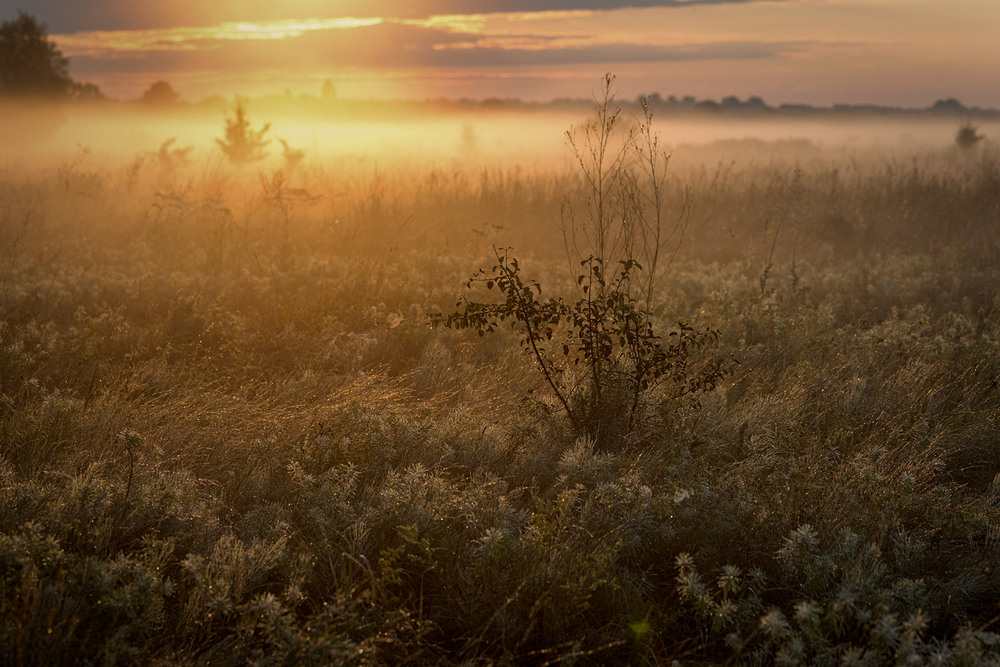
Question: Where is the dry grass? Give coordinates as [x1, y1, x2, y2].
[1, 121, 1000, 663]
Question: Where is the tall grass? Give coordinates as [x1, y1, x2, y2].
[1, 128, 999, 663]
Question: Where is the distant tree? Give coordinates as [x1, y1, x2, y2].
[0, 12, 72, 98]
[640, 92, 662, 107]
[956, 120, 985, 150]
[198, 95, 227, 111]
[71, 81, 105, 101]
[321, 79, 336, 101]
[216, 97, 270, 164]
[140, 80, 180, 106]
[931, 98, 967, 114]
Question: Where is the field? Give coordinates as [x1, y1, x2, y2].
[2, 99, 1000, 665]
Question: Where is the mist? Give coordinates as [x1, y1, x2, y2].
[5, 81, 1000, 665]
[4, 98, 994, 171]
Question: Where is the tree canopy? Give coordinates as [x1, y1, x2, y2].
[0, 12, 72, 98]
[141, 80, 181, 106]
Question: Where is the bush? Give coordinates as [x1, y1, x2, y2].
[956, 120, 985, 151]
[217, 98, 270, 164]
[433, 248, 733, 449]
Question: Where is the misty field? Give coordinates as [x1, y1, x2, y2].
[2, 103, 1000, 665]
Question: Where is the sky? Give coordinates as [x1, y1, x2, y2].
[3, 0, 999, 107]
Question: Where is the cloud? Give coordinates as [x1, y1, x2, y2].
[44, 1, 814, 101]
[3, 0, 786, 32]
[56, 19, 384, 58]
[423, 40, 806, 68]
[65, 18, 810, 78]
[375, 0, 784, 15]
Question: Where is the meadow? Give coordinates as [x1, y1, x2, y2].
[2, 96, 1000, 665]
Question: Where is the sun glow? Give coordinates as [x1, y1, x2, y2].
[408, 10, 594, 34]
[45, 1, 1000, 107]
[222, 18, 383, 39]
[56, 18, 383, 57]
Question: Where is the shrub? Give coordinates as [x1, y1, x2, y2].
[433, 247, 733, 448]
[956, 120, 985, 151]
[217, 98, 270, 164]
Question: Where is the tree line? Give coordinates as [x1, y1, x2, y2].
[0, 12, 103, 100]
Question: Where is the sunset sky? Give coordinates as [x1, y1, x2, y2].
[3, 1, 998, 107]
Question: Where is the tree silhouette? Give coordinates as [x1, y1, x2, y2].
[217, 98, 271, 164]
[141, 80, 180, 106]
[0, 12, 71, 98]
[956, 120, 985, 151]
[71, 81, 105, 101]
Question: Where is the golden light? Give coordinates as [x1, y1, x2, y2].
[56, 17, 383, 57]
[409, 10, 594, 34]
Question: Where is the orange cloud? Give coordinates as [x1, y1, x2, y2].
[56, 18, 383, 58]
[55, 10, 603, 60]
[49, 2, 1000, 108]
[408, 10, 595, 32]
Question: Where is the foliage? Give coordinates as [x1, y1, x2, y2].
[434, 247, 731, 447]
[0, 12, 71, 98]
[432, 76, 728, 449]
[1, 109, 1000, 663]
[956, 120, 985, 150]
[140, 80, 180, 106]
[674, 524, 1000, 665]
[217, 97, 271, 164]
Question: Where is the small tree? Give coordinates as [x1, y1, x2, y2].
[217, 97, 270, 164]
[0, 12, 71, 98]
[432, 74, 733, 449]
[956, 120, 984, 151]
[141, 80, 180, 106]
[432, 248, 733, 448]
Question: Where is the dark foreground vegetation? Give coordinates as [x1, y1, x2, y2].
[2, 108, 1000, 665]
